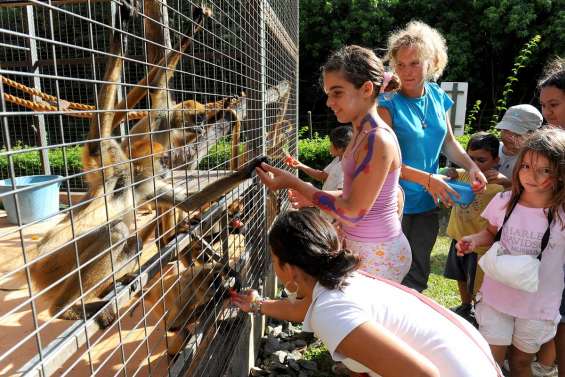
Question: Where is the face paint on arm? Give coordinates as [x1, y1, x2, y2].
[312, 192, 368, 223]
[350, 114, 379, 178]
[352, 129, 376, 179]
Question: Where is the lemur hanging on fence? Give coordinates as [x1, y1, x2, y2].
[0, 1, 265, 329]
[141, 260, 240, 357]
[111, 0, 241, 172]
[115, 0, 245, 250]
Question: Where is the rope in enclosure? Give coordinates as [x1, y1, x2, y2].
[1, 75, 147, 119]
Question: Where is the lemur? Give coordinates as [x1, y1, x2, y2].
[3, 1, 265, 329]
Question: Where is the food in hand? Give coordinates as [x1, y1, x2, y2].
[284, 154, 297, 165]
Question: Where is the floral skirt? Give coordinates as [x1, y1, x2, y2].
[345, 233, 412, 283]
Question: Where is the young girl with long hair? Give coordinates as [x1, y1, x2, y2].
[255, 45, 411, 282]
[457, 129, 565, 377]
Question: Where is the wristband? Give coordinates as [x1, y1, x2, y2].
[249, 295, 266, 315]
[427, 173, 433, 191]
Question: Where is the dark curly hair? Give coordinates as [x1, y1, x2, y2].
[268, 208, 360, 290]
[467, 132, 500, 159]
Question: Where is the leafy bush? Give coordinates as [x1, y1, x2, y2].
[297, 134, 331, 170]
[464, 99, 482, 134]
[455, 134, 471, 151]
[300, 1, 562, 131]
[490, 34, 541, 129]
[0, 145, 84, 188]
[197, 138, 233, 170]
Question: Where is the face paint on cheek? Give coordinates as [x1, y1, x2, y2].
[539, 177, 555, 190]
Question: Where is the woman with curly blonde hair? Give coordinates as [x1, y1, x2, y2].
[378, 21, 487, 294]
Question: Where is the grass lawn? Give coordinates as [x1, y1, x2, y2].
[423, 235, 460, 307]
[303, 235, 461, 375]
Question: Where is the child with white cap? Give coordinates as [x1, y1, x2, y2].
[495, 104, 543, 180]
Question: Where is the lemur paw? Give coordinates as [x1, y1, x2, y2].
[121, 0, 140, 19]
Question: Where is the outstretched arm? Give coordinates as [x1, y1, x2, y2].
[456, 223, 498, 256]
[231, 289, 309, 323]
[380, 107, 485, 206]
[400, 164, 461, 207]
[290, 160, 329, 183]
[336, 321, 440, 377]
[257, 128, 395, 226]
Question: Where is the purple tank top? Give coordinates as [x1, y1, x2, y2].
[341, 127, 402, 242]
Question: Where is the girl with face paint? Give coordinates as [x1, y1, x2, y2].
[256, 45, 413, 283]
[456, 129, 565, 376]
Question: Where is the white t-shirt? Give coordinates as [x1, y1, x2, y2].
[322, 156, 343, 191]
[320, 157, 343, 222]
[498, 143, 518, 179]
[302, 273, 498, 377]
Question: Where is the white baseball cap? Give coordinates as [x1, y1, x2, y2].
[495, 104, 543, 135]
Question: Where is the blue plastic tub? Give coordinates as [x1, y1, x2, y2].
[0, 175, 62, 224]
[446, 180, 476, 206]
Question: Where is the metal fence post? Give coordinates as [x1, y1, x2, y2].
[307, 110, 312, 138]
[25, 5, 51, 175]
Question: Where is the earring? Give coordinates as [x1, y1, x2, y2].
[284, 280, 299, 304]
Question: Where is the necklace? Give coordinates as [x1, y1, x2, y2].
[406, 94, 429, 129]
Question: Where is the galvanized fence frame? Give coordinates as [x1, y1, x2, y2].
[0, 0, 298, 376]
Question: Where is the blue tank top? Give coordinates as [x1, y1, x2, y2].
[378, 82, 453, 214]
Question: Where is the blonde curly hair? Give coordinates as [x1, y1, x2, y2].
[385, 20, 448, 82]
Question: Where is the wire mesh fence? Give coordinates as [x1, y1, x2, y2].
[0, 0, 298, 376]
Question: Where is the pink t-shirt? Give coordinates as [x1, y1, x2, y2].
[479, 191, 565, 322]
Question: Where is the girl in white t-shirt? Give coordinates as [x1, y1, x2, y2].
[457, 128, 565, 376]
[285, 126, 351, 212]
[232, 209, 501, 377]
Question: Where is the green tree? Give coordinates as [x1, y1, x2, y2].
[299, 0, 565, 131]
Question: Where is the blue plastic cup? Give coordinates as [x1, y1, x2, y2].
[446, 180, 475, 206]
[0, 175, 62, 224]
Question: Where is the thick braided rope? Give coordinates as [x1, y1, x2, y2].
[2, 92, 147, 119]
[2, 75, 240, 120]
[1, 75, 94, 111]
